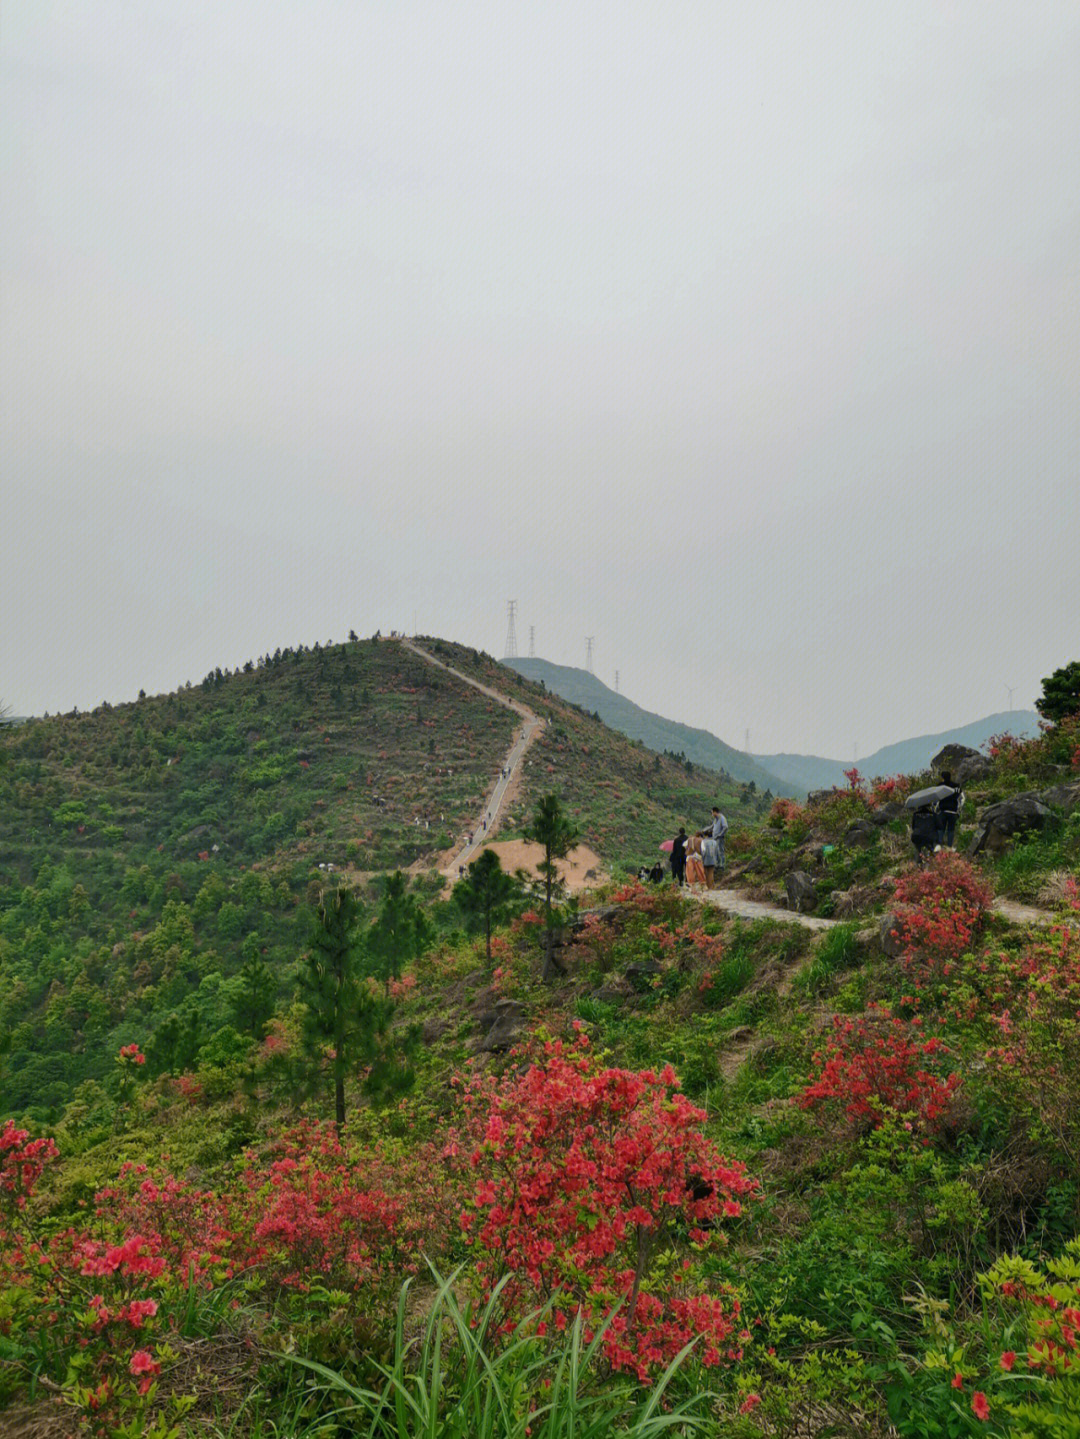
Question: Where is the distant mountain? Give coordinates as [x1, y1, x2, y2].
[501, 658, 796, 796]
[755, 710, 1042, 795]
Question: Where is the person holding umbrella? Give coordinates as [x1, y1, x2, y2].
[904, 782, 960, 863]
[937, 771, 964, 848]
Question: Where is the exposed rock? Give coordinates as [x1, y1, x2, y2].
[624, 960, 662, 989]
[784, 870, 816, 912]
[879, 912, 905, 958]
[807, 789, 837, 807]
[869, 802, 905, 826]
[932, 743, 981, 773]
[957, 754, 992, 784]
[967, 793, 1054, 857]
[477, 998, 527, 1052]
[422, 1016, 449, 1044]
[843, 819, 878, 848]
[1041, 780, 1080, 814]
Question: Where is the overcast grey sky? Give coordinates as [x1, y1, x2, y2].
[3, 2, 1077, 755]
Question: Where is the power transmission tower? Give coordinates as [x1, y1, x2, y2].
[529, 625, 535, 657]
[504, 601, 518, 658]
[585, 637, 594, 673]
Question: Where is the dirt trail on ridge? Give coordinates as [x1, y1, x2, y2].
[398, 639, 544, 878]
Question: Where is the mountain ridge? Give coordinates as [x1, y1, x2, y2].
[501, 657, 798, 797]
[755, 709, 1041, 794]
[501, 659, 1041, 799]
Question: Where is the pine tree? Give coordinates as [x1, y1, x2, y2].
[524, 793, 578, 981]
[367, 871, 433, 990]
[300, 885, 371, 1131]
[453, 849, 521, 965]
[300, 881, 426, 1130]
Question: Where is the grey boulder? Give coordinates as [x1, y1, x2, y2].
[784, 870, 816, 912]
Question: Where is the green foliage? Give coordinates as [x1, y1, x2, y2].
[280, 1266, 723, 1439]
[367, 871, 434, 987]
[1036, 660, 1080, 723]
[524, 794, 579, 981]
[452, 849, 522, 965]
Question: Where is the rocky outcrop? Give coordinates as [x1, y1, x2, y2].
[869, 802, 905, 826]
[1040, 780, 1080, 814]
[932, 743, 981, 773]
[879, 912, 905, 958]
[784, 870, 816, 913]
[843, 819, 878, 848]
[807, 789, 837, 807]
[967, 792, 1054, 856]
[476, 997, 527, 1052]
[957, 754, 992, 784]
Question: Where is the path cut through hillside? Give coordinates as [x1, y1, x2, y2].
[399, 639, 543, 877]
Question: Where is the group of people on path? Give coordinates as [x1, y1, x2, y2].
[910, 769, 964, 863]
[667, 807, 728, 889]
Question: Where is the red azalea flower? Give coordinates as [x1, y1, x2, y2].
[1000, 1350, 1016, 1370]
[971, 1392, 990, 1421]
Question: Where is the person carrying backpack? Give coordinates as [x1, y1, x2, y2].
[937, 771, 964, 848]
[910, 804, 938, 864]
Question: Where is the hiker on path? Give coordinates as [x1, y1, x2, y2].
[910, 804, 938, 864]
[685, 838, 706, 888]
[670, 827, 688, 886]
[700, 832, 719, 888]
[937, 771, 963, 848]
[707, 807, 728, 873]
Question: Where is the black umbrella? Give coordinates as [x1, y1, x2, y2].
[904, 784, 956, 811]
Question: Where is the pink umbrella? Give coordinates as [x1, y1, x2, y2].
[659, 839, 674, 853]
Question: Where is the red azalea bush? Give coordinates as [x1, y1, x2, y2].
[767, 797, 808, 831]
[796, 1007, 961, 1136]
[888, 852, 994, 982]
[983, 896, 1080, 1169]
[0, 1116, 459, 1433]
[870, 774, 915, 807]
[457, 1031, 758, 1382]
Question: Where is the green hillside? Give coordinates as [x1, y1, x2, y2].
[2, 653, 1078, 1439]
[0, 634, 756, 1117]
[502, 656, 795, 796]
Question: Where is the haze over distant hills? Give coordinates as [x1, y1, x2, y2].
[502, 659, 1041, 799]
[754, 710, 1041, 794]
[502, 658, 798, 795]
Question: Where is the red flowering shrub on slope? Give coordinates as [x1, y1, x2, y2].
[888, 851, 993, 982]
[459, 1031, 758, 1382]
[796, 1007, 961, 1135]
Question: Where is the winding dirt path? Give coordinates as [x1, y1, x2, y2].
[399, 639, 543, 877]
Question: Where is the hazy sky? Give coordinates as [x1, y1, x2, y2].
[3, 2, 1077, 755]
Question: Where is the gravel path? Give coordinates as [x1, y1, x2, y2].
[694, 886, 839, 931]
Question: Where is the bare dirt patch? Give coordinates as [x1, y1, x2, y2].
[452, 839, 608, 896]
